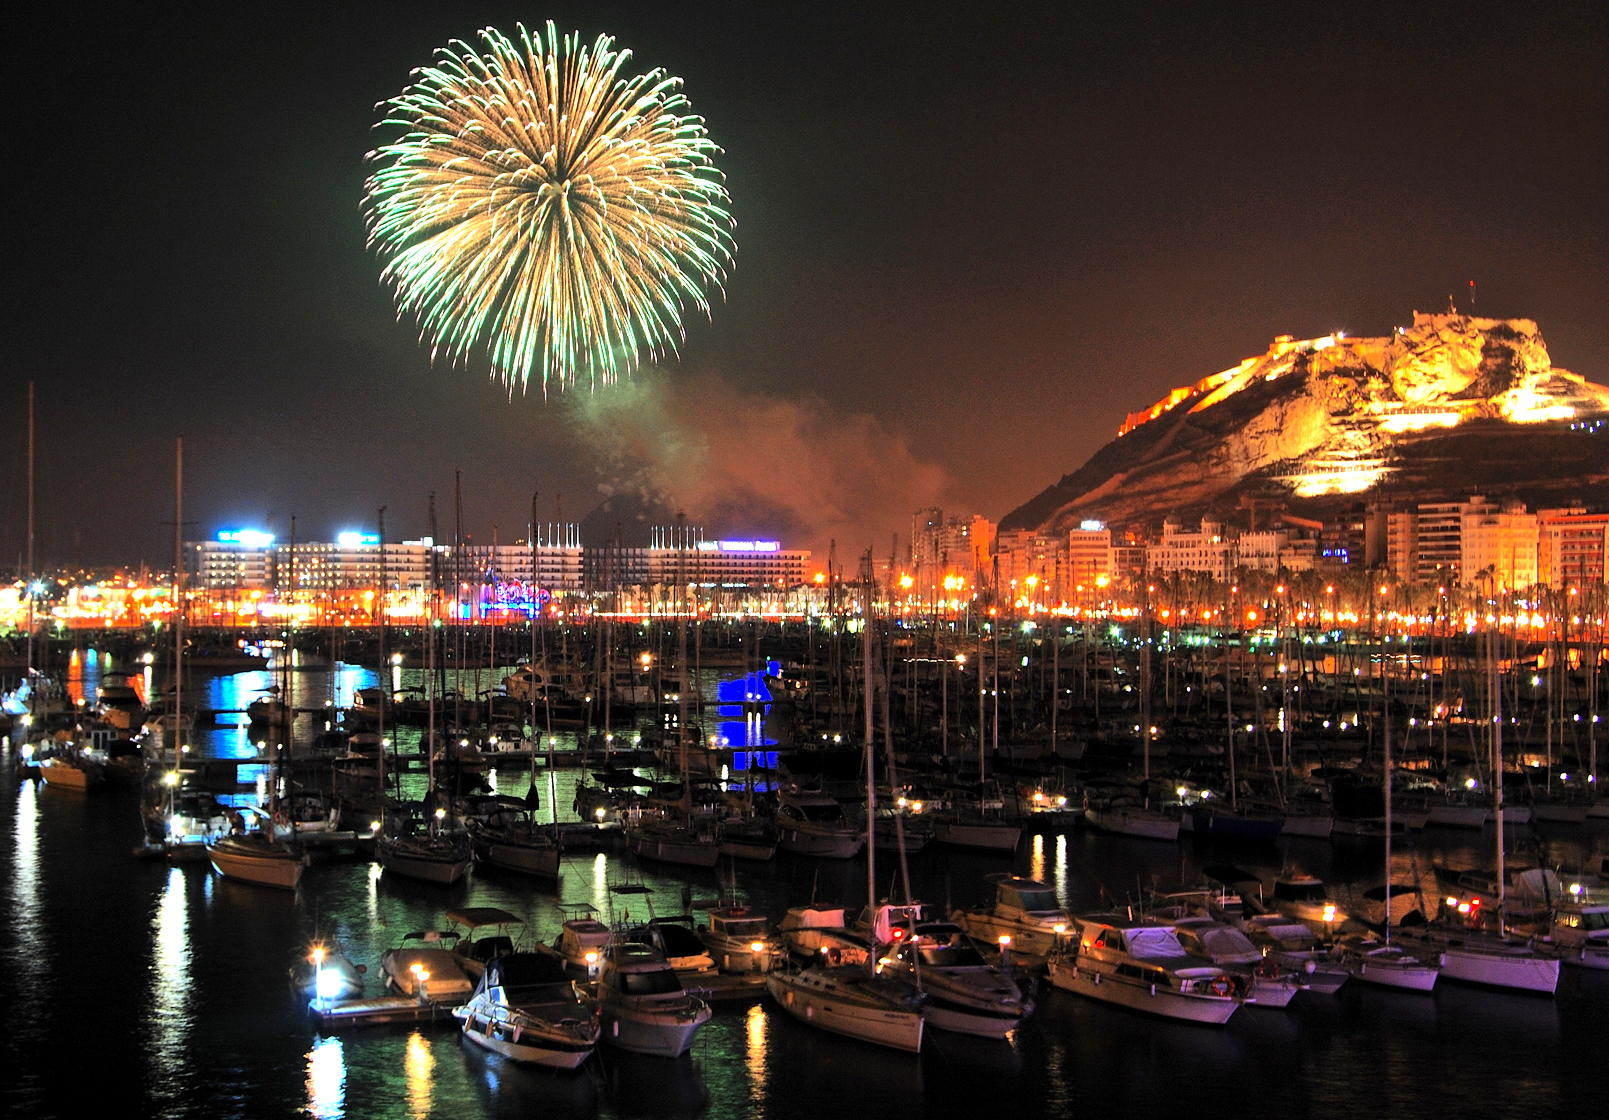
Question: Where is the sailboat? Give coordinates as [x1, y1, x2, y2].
[1339, 613, 1438, 990]
[766, 554, 926, 1052]
[377, 530, 471, 886]
[1393, 606, 1559, 994]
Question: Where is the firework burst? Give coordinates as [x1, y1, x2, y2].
[364, 23, 735, 393]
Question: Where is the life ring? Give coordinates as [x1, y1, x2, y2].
[1210, 976, 1234, 997]
[1256, 959, 1280, 979]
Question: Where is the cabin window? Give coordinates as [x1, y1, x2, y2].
[621, 970, 683, 996]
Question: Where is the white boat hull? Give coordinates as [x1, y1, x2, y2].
[208, 841, 305, 889]
[458, 1015, 594, 1069]
[1084, 808, 1180, 841]
[602, 1007, 708, 1057]
[765, 974, 923, 1051]
[1434, 947, 1560, 993]
[629, 832, 722, 868]
[1426, 805, 1487, 828]
[1529, 803, 1589, 824]
[1346, 954, 1438, 991]
[476, 841, 560, 878]
[933, 821, 1022, 851]
[778, 829, 864, 859]
[378, 843, 471, 885]
[1047, 958, 1238, 1024]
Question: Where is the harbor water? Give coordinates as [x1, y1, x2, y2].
[3, 657, 1605, 1119]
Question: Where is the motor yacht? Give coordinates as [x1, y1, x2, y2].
[624, 915, 718, 980]
[1337, 936, 1439, 991]
[1047, 915, 1248, 1025]
[597, 943, 712, 1057]
[698, 906, 782, 973]
[465, 794, 560, 878]
[292, 942, 365, 1003]
[454, 953, 600, 1069]
[776, 791, 865, 858]
[951, 874, 1072, 961]
[539, 904, 613, 980]
[448, 907, 527, 980]
[207, 829, 306, 889]
[879, 922, 1028, 1038]
[1533, 900, 1609, 970]
[1171, 916, 1301, 1007]
[381, 930, 475, 1002]
[1237, 914, 1349, 994]
[778, 906, 865, 962]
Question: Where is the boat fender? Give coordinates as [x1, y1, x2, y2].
[613, 1021, 619, 1037]
[806, 1005, 814, 1020]
[785, 990, 794, 1006]
[1093, 971, 1100, 985]
[1150, 983, 1157, 997]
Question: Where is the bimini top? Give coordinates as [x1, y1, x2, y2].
[448, 907, 526, 930]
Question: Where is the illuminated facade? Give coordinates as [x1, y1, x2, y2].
[1537, 508, 1608, 588]
[1149, 519, 1234, 582]
[1460, 497, 1538, 590]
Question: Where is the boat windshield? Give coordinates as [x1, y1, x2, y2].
[794, 803, 843, 823]
[621, 969, 684, 996]
[1578, 910, 1609, 932]
[917, 941, 987, 967]
[1275, 879, 1327, 903]
[720, 919, 769, 939]
[1009, 888, 1061, 913]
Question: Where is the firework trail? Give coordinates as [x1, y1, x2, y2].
[364, 23, 735, 393]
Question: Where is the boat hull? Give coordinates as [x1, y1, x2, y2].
[1279, 814, 1333, 839]
[601, 1007, 708, 1057]
[1190, 811, 1285, 840]
[629, 832, 722, 868]
[458, 1015, 594, 1069]
[1346, 955, 1438, 991]
[1084, 808, 1180, 841]
[474, 838, 560, 878]
[933, 821, 1022, 851]
[778, 829, 864, 859]
[1426, 806, 1488, 829]
[765, 975, 923, 1052]
[1047, 959, 1238, 1025]
[40, 764, 95, 790]
[920, 1000, 1021, 1038]
[1529, 802, 1589, 824]
[1432, 947, 1560, 993]
[378, 842, 471, 885]
[208, 840, 305, 889]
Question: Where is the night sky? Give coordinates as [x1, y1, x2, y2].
[8, 1, 1606, 570]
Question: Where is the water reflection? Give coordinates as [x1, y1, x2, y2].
[10, 779, 44, 1097]
[405, 1031, 434, 1120]
[147, 868, 192, 1113]
[306, 1035, 345, 1119]
[1030, 833, 1045, 882]
[746, 1003, 768, 1108]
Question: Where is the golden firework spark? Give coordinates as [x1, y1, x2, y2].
[364, 23, 735, 393]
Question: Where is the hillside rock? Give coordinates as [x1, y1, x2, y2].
[1002, 312, 1609, 533]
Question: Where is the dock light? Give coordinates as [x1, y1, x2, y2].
[584, 951, 599, 965]
[1053, 924, 1067, 935]
[1322, 904, 1337, 924]
[1465, 778, 1479, 790]
[1569, 883, 1583, 896]
[641, 652, 652, 667]
[595, 808, 607, 820]
[1457, 902, 1471, 914]
[369, 820, 381, 833]
[912, 802, 924, 812]
[434, 808, 445, 821]
[1177, 786, 1189, 798]
[163, 772, 179, 787]
[1446, 897, 1459, 908]
[751, 942, 767, 953]
[1056, 796, 1066, 807]
[997, 935, 1011, 946]
[1033, 792, 1044, 803]
[898, 796, 909, 807]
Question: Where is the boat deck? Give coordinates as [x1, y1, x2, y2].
[308, 996, 460, 1029]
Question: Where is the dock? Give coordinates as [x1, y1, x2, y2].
[308, 996, 460, 1029]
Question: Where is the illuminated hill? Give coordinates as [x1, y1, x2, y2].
[1002, 312, 1609, 532]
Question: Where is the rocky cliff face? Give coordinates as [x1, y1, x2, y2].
[1002, 312, 1609, 533]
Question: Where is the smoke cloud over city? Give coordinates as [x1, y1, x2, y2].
[571, 372, 956, 558]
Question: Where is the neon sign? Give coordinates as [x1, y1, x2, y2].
[217, 530, 275, 547]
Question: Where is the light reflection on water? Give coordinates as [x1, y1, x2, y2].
[9, 780, 44, 1109]
[306, 1035, 346, 1120]
[746, 1003, 769, 1109]
[1030, 832, 1045, 882]
[147, 867, 192, 1116]
[405, 1032, 435, 1120]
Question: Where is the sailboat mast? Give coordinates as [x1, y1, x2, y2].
[376, 506, 387, 808]
[1383, 608, 1393, 946]
[427, 495, 439, 834]
[24, 383, 34, 711]
[1492, 594, 1506, 926]
[863, 550, 877, 941]
[173, 437, 183, 769]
